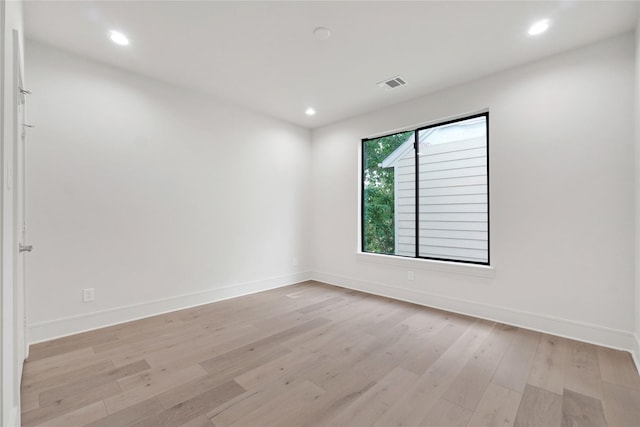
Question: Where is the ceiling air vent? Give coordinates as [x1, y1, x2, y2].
[377, 76, 407, 90]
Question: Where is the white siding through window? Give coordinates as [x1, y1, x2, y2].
[391, 119, 488, 263]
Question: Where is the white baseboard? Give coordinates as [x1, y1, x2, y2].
[28, 272, 312, 344]
[6, 404, 19, 427]
[311, 271, 637, 354]
[632, 333, 640, 374]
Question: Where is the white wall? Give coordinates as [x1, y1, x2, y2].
[1, 1, 24, 425]
[311, 34, 637, 352]
[635, 15, 640, 367]
[25, 41, 312, 342]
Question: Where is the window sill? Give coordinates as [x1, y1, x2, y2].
[355, 252, 495, 278]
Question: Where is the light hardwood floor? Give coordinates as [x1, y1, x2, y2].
[21, 281, 640, 427]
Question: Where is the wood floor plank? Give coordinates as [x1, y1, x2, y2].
[233, 349, 325, 391]
[178, 414, 215, 427]
[276, 349, 399, 425]
[28, 331, 119, 362]
[38, 359, 150, 407]
[561, 388, 608, 427]
[374, 320, 495, 426]
[302, 290, 371, 320]
[198, 318, 328, 374]
[22, 381, 121, 427]
[443, 323, 514, 411]
[272, 328, 420, 426]
[34, 401, 108, 427]
[207, 350, 337, 426]
[361, 300, 420, 337]
[213, 338, 381, 425]
[22, 359, 115, 393]
[196, 290, 328, 333]
[598, 347, 640, 391]
[466, 382, 522, 427]
[92, 319, 198, 354]
[199, 343, 291, 385]
[513, 384, 562, 427]
[401, 315, 474, 375]
[248, 309, 313, 335]
[327, 367, 419, 426]
[22, 347, 97, 382]
[273, 377, 377, 427]
[105, 364, 208, 413]
[117, 363, 206, 393]
[20, 389, 39, 413]
[420, 399, 473, 427]
[281, 321, 376, 358]
[95, 324, 212, 367]
[491, 327, 540, 393]
[395, 310, 450, 340]
[564, 340, 604, 399]
[207, 381, 298, 426]
[309, 327, 380, 362]
[132, 380, 245, 427]
[601, 381, 640, 427]
[141, 324, 263, 369]
[297, 295, 345, 314]
[20, 281, 640, 427]
[85, 397, 164, 427]
[157, 372, 237, 410]
[226, 380, 323, 427]
[527, 334, 568, 395]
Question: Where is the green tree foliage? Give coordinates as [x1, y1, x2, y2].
[363, 131, 412, 254]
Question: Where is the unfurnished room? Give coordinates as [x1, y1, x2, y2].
[1, 1, 640, 426]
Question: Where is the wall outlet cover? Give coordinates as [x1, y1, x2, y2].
[82, 288, 95, 303]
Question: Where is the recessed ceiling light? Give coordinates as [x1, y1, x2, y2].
[109, 30, 129, 46]
[313, 27, 331, 41]
[305, 107, 316, 116]
[528, 19, 550, 36]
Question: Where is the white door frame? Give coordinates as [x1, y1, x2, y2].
[1, 25, 27, 427]
[14, 28, 28, 368]
[0, 0, 5, 423]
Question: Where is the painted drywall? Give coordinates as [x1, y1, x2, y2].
[635, 16, 640, 367]
[1, 1, 25, 425]
[311, 34, 636, 351]
[25, 41, 312, 342]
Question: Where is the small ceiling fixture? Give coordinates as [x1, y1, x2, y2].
[305, 107, 316, 116]
[313, 27, 331, 41]
[109, 30, 129, 46]
[528, 19, 550, 36]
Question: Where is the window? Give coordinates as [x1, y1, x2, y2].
[361, 113, 489, 265]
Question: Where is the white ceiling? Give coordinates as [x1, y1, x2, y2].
[24, 1, 639, 129]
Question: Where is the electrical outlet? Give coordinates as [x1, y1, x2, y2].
[407, 271, 414, 281]
[292, 257, 298, 267]
[83, 288, 95, 303]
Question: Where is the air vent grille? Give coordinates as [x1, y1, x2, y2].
[377, 76, 407, 90]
